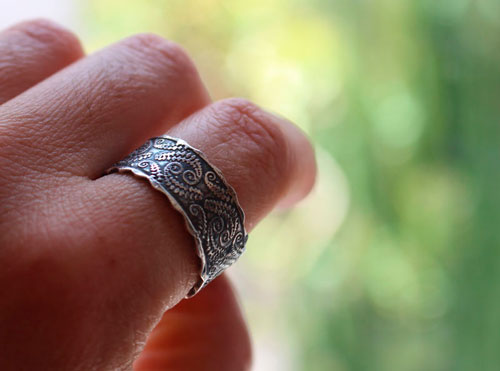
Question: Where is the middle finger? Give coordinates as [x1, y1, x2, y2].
[0, 33, 209, 180]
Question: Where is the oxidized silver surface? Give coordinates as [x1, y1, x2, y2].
[106, 136, 248, 297]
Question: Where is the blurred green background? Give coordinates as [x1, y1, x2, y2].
[78, 0, 499, 370]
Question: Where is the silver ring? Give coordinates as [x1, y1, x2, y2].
[106, 135, 248, 297]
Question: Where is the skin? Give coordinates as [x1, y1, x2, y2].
[0, 19, 316, 370]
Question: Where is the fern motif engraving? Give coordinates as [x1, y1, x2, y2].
[107, 135, 248, 296]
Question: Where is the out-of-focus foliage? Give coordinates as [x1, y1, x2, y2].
[84, 0, 500, 370]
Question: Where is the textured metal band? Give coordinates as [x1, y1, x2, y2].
[106, 135, 248, 297]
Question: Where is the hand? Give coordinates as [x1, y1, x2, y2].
[0, 19, 316, 370]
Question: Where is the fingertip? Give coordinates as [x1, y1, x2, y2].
[274, 117, 317, 210]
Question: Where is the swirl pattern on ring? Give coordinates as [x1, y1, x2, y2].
[108, 136, 247, 293]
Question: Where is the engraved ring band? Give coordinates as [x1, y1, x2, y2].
[106, 135, 248, 297]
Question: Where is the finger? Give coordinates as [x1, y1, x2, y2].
[0, 33, 210, 179]
[84, 98, 314, 367]
[134, 275, 251, 371]
[0, 19, 83, 104]
[166, 99, 317, 226]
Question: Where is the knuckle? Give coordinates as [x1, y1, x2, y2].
[124, 32, 168, 51]
[213, 98, 290, 181]
[9, 18, 82, 57]
[123, 33, 196, 77]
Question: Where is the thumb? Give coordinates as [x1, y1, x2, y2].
[133, 274, 252, 371]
